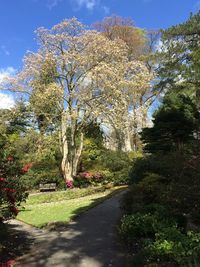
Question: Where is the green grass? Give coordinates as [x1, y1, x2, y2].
[25, 186, 107, 205]
[17, 186, 126, 228]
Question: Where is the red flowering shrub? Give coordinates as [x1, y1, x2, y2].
[0, 155, 28, 221]
[21, 163, 33, 173]
[79, 171, 94, 179]
[74, 171, 104, 187]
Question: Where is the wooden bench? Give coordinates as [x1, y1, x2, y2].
[39, 183, 57, 192]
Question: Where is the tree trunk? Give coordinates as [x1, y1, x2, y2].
[72, 132, 84, 177]
[124, 122, 132, 152]
[60, 112, 84, 183]
[60, 112, 73, 182]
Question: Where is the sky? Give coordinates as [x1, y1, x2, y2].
[0, 0, 199, 108]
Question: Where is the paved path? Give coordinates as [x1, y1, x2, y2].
[9, 191, 127, 267]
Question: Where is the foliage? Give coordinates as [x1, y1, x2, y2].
[83, 121, 104, 146]
[0, 109, 28, 221]
[74, 171, 104, 187]
[118, 12, 200, 267]
[21, 163, 63, 189]
[120, 205, 200, 266]
[120, 212, 176, 242]
[6, 18, 152, 182]
[94, 15, 148, 59]
[156, 11, 200, 105]
[93, 15, 154, 152]
[141, 94, 199, 153]
[146, 230, 200, 265]
[81, 142, 132, 186]
[121, 147, 200, 265]
[0, 153, 28, 221]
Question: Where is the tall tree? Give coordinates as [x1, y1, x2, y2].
[94, 16, 154, 151]
[6, 18, 134, 182]
[94, 15, 147, 59]
[156, 11, 200, 105]
[141, 94, 199, 153]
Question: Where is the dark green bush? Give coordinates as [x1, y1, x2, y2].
[21, 161, 63, 190]
[119, 212, 176, 242]
[129, 152, 185, 184]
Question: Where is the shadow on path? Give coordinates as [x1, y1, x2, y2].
[13, 190, 127, 267]
[0, 221, 34, 265]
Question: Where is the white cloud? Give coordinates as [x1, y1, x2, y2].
[0, 67, 16, 84]
[0, 67, 16, 109]
[0, 93, 15, 109]
[75, 0, 98, 11]
[47, 0, 62, 9]
[32, 0, 62, 10]
[0, 45, 10, 56]
[102, 5, 110, 15]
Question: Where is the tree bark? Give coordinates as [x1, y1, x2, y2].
[72, 132, 84, 177]
[60, 112, 84, 182]
[60, 112, 73, 181]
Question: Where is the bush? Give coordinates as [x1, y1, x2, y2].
[0, 155, 28, 221]
[129, 152, 185, 184]
[121, 185, 145, 214]
[128, 150, 200, 220]
[74, 171, 105, 187]
[120, 211, 200, 266]
[21, 161, 63, 190]
[119, 212, 176, 242]
[146, 229, 200, 265]
[81, 139, 132, 186]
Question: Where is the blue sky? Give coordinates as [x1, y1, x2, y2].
[0, 0, 199, 107]
[0, 0, 199, 70]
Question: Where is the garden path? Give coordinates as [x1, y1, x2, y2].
[9, 190, 127, 267]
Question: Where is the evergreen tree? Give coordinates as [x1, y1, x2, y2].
[141, 94, 199, 153]
[156, 11, 200, 105]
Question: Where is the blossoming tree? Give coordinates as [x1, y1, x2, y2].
[7, 18, 128, 183]
[6, 17, 153, 183]
[94, 16, 154, 151]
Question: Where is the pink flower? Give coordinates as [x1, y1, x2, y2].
[66, 180, 73, 189]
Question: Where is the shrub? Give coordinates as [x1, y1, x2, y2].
[146, 229, 200, 265]
[21, 161, 63, 189]
[138, 173, 167, 202]
[129, 152, 185, 184]
[0, 156, 27, 221]
[119, 212, 176, 243]
[82, 140, 132, 186]
[74, 171, 105, 187]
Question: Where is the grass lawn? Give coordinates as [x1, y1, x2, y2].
[17, 186, 126, 228]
